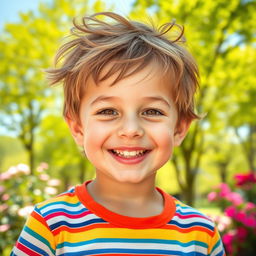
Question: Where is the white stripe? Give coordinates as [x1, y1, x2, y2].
[47, 212, 101, 226]
[12, 247, 29, 256]
[176, 205, 204, 214]
[172, 215, 213, 226]
[40, 203, 85, 214]
[57, 242, 207, 254]
[211, 243, 224, 256]
[22, 229, 55, 256]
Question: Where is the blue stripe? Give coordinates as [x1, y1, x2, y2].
[19, 237, 50, 256]
[38, 201, 82, 211]
[57, 238, 207, 249]
[37, 207, 88, 217]
[209, 239, 225, 256]
[176, 210, 206, 217]
[59, 248, 207, 256]
[50, 218, 107, 230]
[168, 220, 214, 231]
[175, 204, 207, 216]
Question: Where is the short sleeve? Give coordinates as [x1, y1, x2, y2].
[11, 205, 56, 256]
[208, 226, 226, 256]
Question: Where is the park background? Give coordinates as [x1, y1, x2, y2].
[0, 0, 255, 255]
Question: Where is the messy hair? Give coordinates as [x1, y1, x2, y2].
[46, 12, 200, 123]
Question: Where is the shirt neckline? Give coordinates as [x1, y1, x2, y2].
[75, 180, 176, 229]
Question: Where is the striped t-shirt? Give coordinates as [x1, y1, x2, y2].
[12, 180, 226, 256]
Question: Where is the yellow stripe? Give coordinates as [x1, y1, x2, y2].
[26, 214, 56, 249]
[37, 194, 79, 208]
[55, 228, 212, 244]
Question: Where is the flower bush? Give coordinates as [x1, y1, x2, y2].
[0, 163, 61, 255]
[208, 172, 256, 256]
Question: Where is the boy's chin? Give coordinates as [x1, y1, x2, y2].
[111, 172, 155, 184]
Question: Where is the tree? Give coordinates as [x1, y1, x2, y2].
[132, 0, 256, 205]
[0, 0, 105, 174]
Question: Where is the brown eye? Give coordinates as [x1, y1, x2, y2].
[143, 109, 164, 116]
[97, 109, 118, 115]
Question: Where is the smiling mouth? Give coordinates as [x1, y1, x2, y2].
[109, 149, 149, 158]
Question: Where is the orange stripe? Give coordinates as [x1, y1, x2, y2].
[31, 210, 51, 231]
[163, 224, 214, 236]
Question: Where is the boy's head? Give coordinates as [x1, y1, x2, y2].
[46, 12, 199, 126]
[46, 12, 200, 183]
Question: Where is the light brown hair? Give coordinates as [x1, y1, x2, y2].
[46, 12, 200, 124]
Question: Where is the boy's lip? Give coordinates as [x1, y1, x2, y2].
[110, 147, 150, 151]
[108, 147, 151, 164]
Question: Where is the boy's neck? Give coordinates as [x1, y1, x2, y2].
[86, 175, 164, 217]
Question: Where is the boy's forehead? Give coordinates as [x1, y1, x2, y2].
[85, 60, 173, 90]
[82, 62, 175, 102]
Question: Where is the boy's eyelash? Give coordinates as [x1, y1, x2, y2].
[96, 109, 118, 115]
[142, 109, 164, 116]
[96, 109, 164, 116]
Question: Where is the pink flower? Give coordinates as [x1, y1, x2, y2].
[235, 210, 246, 222]
[37, 162, 49, 173]
[0, 185, 5, 193]
[0, 204, 8, 212]
[0, 224, 10, 232]
[44, 186, 57, 195]
[47, 179, 61, 186]
[39, 173, 50, 181]
[236, 226, 248, 241]
[235, 172, 256, 186]
[225, 192, 243, 205]
[225, 206, 237, 218]
[245, 202, 256, 211]
[243, 215, 256, 228]
[208, 191, 218, 201]
[18, 206, 34, 217]
[223, 230, 236, 254]
[219, 183, 231, 197]
[0, 171, 11, 181]
[2, 193, 10, 201]
[17, 163, 30, 175]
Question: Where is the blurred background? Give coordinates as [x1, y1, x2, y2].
[0, 0, 255, 255]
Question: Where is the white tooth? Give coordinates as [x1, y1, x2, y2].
[113, 149, 146, 157]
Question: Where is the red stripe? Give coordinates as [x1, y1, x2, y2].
[45, 210, 91, 221]
[52, 222, 115, 235]
[56, 192, 76, 198]
[100, 255, 167, 256]
[16, 242, 41, 256]
[175, 212, 210, 220]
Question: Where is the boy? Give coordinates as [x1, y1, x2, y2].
[12, 12, 226, 256]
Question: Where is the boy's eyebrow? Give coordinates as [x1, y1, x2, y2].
[142, 96, 171, 108]
[90, 95, 171, 107]
[90, 96, 119, 106]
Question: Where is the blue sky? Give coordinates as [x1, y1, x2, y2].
[0, 0, 135, 135]
[0, 0, 135, 28]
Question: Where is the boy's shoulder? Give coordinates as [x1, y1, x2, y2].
[172, 197, 216, 232]
[35, 185, 81, 212]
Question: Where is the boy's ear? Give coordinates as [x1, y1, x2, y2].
[64, 115, 84, 146]
[174, 119, 191, 146]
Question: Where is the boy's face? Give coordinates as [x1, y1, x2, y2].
[67, 62, 190, 184]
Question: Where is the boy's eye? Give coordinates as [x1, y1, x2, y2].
[142, 109, 164, 116]
[96, 109, 118, 116]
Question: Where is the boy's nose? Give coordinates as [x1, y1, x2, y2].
[117, 115, 144, 138]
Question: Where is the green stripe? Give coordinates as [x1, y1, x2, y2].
[24, 226, 56, 255]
